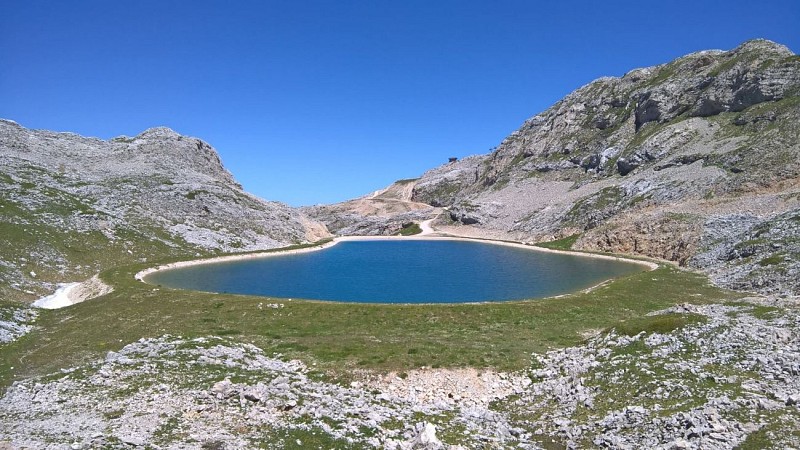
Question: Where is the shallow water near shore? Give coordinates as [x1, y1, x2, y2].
[145, 240, 646, 303]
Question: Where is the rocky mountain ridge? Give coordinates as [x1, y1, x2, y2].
[0, 120, 329, 302]
[331, 39, 799, 295]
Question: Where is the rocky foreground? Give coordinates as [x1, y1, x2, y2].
[1, 295, 798, 449]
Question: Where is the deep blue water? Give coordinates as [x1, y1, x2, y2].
[145, 240, 644, 303]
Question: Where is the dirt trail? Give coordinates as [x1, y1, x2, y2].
[418, 216, 438, 235]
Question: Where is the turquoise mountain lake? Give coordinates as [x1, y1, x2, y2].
[145, 239, 646, 303]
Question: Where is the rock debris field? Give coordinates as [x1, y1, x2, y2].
[1, 295, 799, 449]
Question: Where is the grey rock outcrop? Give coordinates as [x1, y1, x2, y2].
[3, 297, 800, 448]
[690, 210, 800, 296]
[399, 39, 800, 295]
[0, 303, 37, 345]
[0, 120, 329, 301]
[411, 155, 487, 207]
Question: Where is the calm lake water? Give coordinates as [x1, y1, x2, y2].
[145, 240, 645, 303]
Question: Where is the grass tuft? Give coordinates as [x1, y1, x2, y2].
[0, 255, 742, 390]
[536, 234, 581, 251]
[397, 222, 422, 236]
[611, 313, 706, 336]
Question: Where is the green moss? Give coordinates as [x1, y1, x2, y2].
[734, 238, 767, 249]
[736, 96, 800, 128]
[759, 59, 776, 70]
[645, 62, 678, 86]
[758, 255, 785, 266]
[594, 186, 624, 208]
[736, 415, 800, 449]
[491, 175, 510, 190]
[750, 305, 780, 319]
[424, 182, 462, 203]
[397, 222, 422, 236]
[611, 313, 706, 336]
[509, 152, 526, 168]
[708, 55, 739, 77]
[536, 234, 580, 251]
[627, 113, 693, 150]
[250, 426, 360, 449]
[665, 212, 700, 222]
[564, 186, 625, 226]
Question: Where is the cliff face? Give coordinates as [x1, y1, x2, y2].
[409, 39, 800, 295]
[0, 120, 329, 301]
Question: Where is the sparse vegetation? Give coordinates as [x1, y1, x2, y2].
[0, 254, 742, 390]
[536, 234, 580, 251]
[611, 313, 706, 336]
[397, 222, 422, 236]
[759, 255, 785, 266]
[564, 186, 626, 228]
[185, 189, 206, 200]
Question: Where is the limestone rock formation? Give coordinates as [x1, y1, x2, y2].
[404, 39, 800, 295]
[0, 120, 329, 301]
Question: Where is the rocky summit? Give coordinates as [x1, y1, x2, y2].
[0, 120, 329, 301]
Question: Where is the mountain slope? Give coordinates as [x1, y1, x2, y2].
[302, 178, 437, 236]
[405, 39, 800, 294]
[0, 120, 329, 302]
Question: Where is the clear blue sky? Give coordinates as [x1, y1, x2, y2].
[2, 1, 798, 206]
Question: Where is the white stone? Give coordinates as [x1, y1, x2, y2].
[413, 422, 441, 447]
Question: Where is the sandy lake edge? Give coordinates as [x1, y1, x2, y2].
[134, 233, 659, 287]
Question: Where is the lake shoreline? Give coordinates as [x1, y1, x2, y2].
[136, 233, 658, 288]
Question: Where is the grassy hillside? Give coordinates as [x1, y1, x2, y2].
[1, 244, 742, 390]
[0, 170, 207, 302]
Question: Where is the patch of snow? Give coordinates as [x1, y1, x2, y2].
[32, 283, 81, 309]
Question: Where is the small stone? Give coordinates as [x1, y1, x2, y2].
[211, 378, 235, 398]
[412, 422, 441, 447]
[671, 437, 691, 449]
[626, 405, 647, 415]
[758, 397, 782, 410]
[120, 435, 144, 447]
